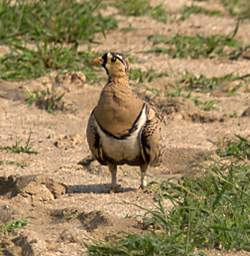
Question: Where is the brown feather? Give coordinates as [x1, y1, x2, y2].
[94, 77, 144, 137]
[141, 113, 163, 166]
[86, 112, 106, 165]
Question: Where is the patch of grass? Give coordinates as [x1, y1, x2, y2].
[146, 46, 170, 55]
[191, 97, 217, 111]
[221, 0, 250, 19]
[0, 44, 48, 80]
[129, 68, 168, 83]
[179, 71, 250, 93]
[25, 88, 65, 113]
[228, 111, 238, 118]
[147, 34, 245, 59]
[89, 159, 250, 255]
[217, 135, 250, 160]
[0, 43, 80, 80]
[0, 0, 117, 44]
[0, 160, 27, 168]
[159, 163, 250, 251]
[0, 219, 27, 235]
[146, 87, 160, 95]
[114, 0, 150, 16]
[167, 86, 183, 97]
[127, 54, 141, 64]
[149, 4, 169, 23]
[89, 233, 191, 256]
[180, 5, 222, 20]
[167, 85, 217, 111]
[180, 72, 234, 92]
[114, 0, 168, 23]
[120, 24, 135, 32]
[167, 71, 250, 98]
[0, 43, 99, 82]
[0, 133, 37, 154]
[227, 83, 244, 96]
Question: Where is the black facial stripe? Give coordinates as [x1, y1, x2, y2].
[102, 53, 108, 67]
[101, 53, 109, 77]
[102, 52, 127, 72]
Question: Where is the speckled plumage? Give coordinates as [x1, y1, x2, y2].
[86, 52, 163, 191]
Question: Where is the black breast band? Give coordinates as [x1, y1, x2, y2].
[95, 103, 147, 140]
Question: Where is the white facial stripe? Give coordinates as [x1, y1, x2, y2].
[116, 54, 123, 59]
[106, 52, 128, 71]
[107, 52, 112, 60]
[114, 54, 127, 70]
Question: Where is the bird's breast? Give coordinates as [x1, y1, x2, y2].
[94, 84, 144, 137]
[94, 105, 147, 163]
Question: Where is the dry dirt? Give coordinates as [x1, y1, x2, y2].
[0, 0, 250, 255]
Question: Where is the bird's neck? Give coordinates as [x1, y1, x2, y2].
[108, 74, 129, 86]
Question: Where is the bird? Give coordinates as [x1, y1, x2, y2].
[86, 52, 163, 192]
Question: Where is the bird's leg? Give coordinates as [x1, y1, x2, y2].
[140, 163, 148, 189]
[108, 163, 120, 192]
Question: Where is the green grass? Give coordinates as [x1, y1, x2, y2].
[0, 160, 27, 168]
[0, 43, 99, 82]
[146, 87, 160, 96]
[0, 219, 27, 235]
[89, 162, 250, 254]
[147, 34, 245, 59]
[89, 233, 191, 256]
[88, 141, 250, 255]
[217, 135, 250, 160]
[158, 163, 250, 251]
[0, 133, 37, 154]
[114, 0, 150, 16]
[167, 86, 183, 97]
[189, 96, 217, 111]
[113, 0, 168, 23]
[120, 24, 135, 32]
[129, 68, 168, 83]
[167, 85, 217, 111]
[0, 0, 114, 82]
[221, 0, 250, 19]
[178, 71, 250, 93]
[0, 44, 78, 80]
[25, 88, 65, 113]
[179, 72, 236, 92]
[228, 111, 238, 118]
[167, 71, 250, 109]
[149, 4, 169, 23]
[180, 5, 222, 20]
[0, 0, 117, 44]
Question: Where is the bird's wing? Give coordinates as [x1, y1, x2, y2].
[86, 111, 106, 165]
[141, 104, 164, 166]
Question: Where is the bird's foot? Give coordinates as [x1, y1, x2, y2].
[78, 155, 95, 167]
[138, 185, 145, 191]
[139, 180, 147, 190]
[110, 184, 121, 193]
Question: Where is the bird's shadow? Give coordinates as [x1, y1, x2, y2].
[66, 183, 136, 194]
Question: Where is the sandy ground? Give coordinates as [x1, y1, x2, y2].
[0, 0, 250, 255]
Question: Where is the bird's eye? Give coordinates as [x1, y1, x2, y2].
[111, 56, 117, 62]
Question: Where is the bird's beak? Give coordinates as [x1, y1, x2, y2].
[92, 57, 103, 65]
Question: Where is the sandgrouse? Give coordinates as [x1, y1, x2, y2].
[86, 52, 163, 192]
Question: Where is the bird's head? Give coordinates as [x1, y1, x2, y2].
[92, 52, 129, 79]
